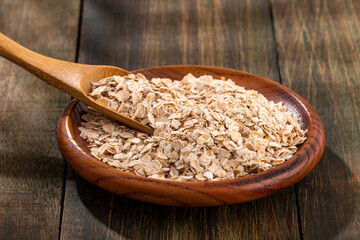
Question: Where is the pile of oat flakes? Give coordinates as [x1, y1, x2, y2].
[78, 73, 307, 181]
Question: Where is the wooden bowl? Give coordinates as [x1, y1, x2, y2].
[57, 65, 325, 207]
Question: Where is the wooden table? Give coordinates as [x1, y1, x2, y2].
[0, 0, 359, 239]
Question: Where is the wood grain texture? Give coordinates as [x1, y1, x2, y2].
[0, 0, 80, 239]
[270, 0, 360, 239]
[58, 66, 325, 206]
[60, 0, 303, 239]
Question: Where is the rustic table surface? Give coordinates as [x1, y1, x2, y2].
[0, 0, 359, 239]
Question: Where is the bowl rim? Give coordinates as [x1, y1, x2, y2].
[57, 65, 325, 203]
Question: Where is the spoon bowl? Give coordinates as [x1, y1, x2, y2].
[58, 65, 325, 207]
[78, 66, 154, 134]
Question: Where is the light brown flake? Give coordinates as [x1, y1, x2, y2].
[79, 73, 307, 181]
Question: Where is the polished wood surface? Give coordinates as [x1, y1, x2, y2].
[1, 0, 359, 239]
[0, 1, 79, 239]
[57, 65, 325, 206]
[0, 33, 152, 134]
[271, 0, 360, 238]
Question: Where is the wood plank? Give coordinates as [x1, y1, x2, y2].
[60, 0, 300, 239]
[270, 0, 360, 239]
[0, 0, 80, 239]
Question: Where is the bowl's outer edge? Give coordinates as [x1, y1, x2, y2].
[57, 65, 325, 206]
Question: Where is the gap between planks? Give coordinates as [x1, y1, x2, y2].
[268, 0, 303, 239]
[58, 0, 84, 239]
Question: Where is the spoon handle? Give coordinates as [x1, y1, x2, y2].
[0, 32, 90, 99]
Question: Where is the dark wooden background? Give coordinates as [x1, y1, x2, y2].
[0, 0, 359, 239]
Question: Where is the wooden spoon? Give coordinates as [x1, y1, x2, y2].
[0, 33, 153, 134]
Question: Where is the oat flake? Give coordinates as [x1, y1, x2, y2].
[78, 73, 307, 181]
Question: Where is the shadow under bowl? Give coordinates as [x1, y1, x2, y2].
[57, 65, 325, 207]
